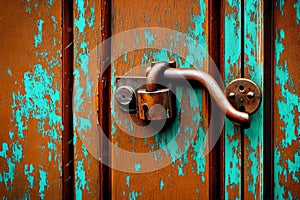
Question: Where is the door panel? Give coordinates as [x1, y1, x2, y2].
[223, 0, 243, 199]
[273, 0, 300, 198]
[110, 0, 213, 199]
[243, 0, 264, 198]
[0, 1, 63, 199]
[73, 0, 102, 199]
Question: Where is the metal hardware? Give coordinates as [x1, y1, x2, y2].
[115, 61, 262, 128]
[225, 78, 262, 114]
[137, 88, 173, 120]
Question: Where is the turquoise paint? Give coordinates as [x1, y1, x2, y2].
[0, 143, 8, 158]
[134, 163, 141, 172]
[274, 26, 300, 198]
[294, 0, 300, 24]
[11, 141, 23, 163]
[224, 1, 242, 199]
[88, 6, 95, 27]
[287, 153, 300, 183]
[47, 0, 53, 8]
[12, 64, 62, 159]
[39, 169, 48, 200]
[144, 29, 156, 46]
[274, 147, 285, 199]
[129, 191, 141, 200]
[0, 158, 15, 190]
[276, 0, 285, 15]
[275, 29, 299, 148]
[159, 179, 164, 190]
[34, 19, 44, 48]
[24, 164, 34, 188]
[74, 0, 86, 33]
[9, 131, 14, 139]
[126, 175, 130, 187]
[51, 16, 57, 31]
[244, 0, 264, 197]
[75, 160, 87, 200]
[7, 68, 12, 76]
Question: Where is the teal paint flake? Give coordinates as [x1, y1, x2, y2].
[144, 29, 156, 46]
[75, 160, 88, 200]
[24, 164, 34, 188]
[74, 0, 86, 33]
[134, 163, 141, 172]
[9, 131, 14, 139]
[294, 0, 300, 25]
[129, 191, 141, 200]
[287, 153, 300, 183]
[34, 19, 44, 48]
[159, 179, 164, 190]
[0, 143, 9, 158]
[88, 6, 95, 27]
[0, 158, 15, 190]
[50, 16, 58, 31]
[126, 175, 130, 187]
[11, 141, 23, 163]
[39, 169, 48, 200]
[7, 68, 12, 76]
[47, 0, 53, 8]
[276, 0, 285, 15]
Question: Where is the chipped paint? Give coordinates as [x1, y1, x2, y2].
[38, 169, 48, 200]
[73, 0, 97, 198]
[244, 0, 264, 198]
[159, 179, 164, 190]
[224, 1, 242, 199]
[294, 0, 300, 24]
[24, 164, 34, 188]
[34, 19, 44, 48]
[274, 25, 300, 198]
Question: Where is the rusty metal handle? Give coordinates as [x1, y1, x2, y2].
[146, 62, 250, 127]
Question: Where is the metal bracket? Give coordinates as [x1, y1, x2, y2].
[225, 78, 262, 114]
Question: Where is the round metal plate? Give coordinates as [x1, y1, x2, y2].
[225, 78, 262, 114]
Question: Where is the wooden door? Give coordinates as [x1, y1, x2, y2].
[1, 0, 300, 199]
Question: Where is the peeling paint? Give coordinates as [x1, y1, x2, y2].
[294, 0, 300, 24]
[34, 19, 44, 48]
[38, 169, 48, 200]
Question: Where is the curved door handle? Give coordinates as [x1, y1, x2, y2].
[145, 62, 261, 127]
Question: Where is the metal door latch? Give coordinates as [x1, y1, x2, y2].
[115, 61, 262, 128]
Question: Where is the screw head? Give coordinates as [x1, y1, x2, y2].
[116, 86, 135, 106]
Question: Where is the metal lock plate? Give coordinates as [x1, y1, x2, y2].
[225, 78, 262, 114]
[137, 88, 173, 120]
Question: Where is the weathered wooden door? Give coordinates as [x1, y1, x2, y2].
[1, 0, 300, 199]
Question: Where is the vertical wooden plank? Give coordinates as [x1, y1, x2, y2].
[223, 0, 243, 199]
[273, 0, 300, 198]
[110, 0, 211, 199]
[243, 0, 264, 198]
[73, 0, 102, 199]
[0, 0, 63, 199]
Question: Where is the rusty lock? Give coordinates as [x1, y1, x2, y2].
[115, 61, 175, 121]
[115, 61, 262, 128]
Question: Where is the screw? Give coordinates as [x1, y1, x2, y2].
[247, 91, 254, 99]
[115, 86, 135, 106]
